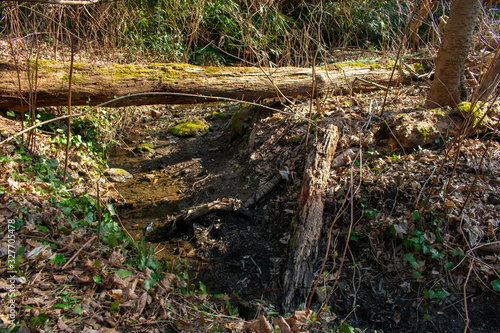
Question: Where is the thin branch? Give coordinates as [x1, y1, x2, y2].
[6, 0, 104, 5]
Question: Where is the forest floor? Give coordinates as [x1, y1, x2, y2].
[1, 61, 500, 332]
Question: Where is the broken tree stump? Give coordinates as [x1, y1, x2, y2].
[282, 122, 340, 311]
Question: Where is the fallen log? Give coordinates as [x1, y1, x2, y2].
[0, 60, 407, 111]
[282, 122, 340, 311]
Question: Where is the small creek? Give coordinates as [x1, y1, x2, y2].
[105, 104, 290, 309]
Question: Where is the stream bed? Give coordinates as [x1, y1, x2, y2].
[105, 103, 290, 314]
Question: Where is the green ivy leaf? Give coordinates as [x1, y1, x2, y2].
[404, 253, 419, 269]
[30, 312, 49, 327]
[36, 225, 50, 232]
[338, 322, 357, 333]
[423, 313, 433, 321]
[107, 234, 118, 248]
[198, 281, 208, 295]
[115, 269, 133, 279]
[144, 278, 156, 291]
[412, 210, 420, 221]
[93, 275, 102, 284]
[444, 262, 454, 271]
[107, 203, 117, 216]
[73, 304, 84, 315]
[110, 299, 120, 313]
[51, 254, 66, 264]
[492, 280, 500, 292]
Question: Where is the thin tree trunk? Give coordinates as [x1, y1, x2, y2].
[425, 0, 482, 108]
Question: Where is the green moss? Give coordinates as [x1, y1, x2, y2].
[413, 63, 425, 73]
[205, 66, 222, 74]
[28, 59, 59, 74]
[134, 143, 155, 154]
[168, 119, 209, 137]
[431, 108, 445, 116]
[61, 74, 83, 83]
[205, 111, 232, 120]
[71, 62, 86, 70]
[418, 127, 434, 139]
[457, 102, 483, 126]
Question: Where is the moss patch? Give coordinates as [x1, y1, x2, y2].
[321, 60, 389, 71]
[230, 104, 255, 142]
[430, 108, 445, 116]
[168, 119, 209, 137]
[205, 111, 232, 120]
[456, 102, 484, 126]
[104, 168, 133, 182]
[61, 74, 83, 83]
[134, 143, 155, 154]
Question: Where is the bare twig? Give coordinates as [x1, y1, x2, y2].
[61, 235, 97, 270]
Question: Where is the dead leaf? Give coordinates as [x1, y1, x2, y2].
[108, 251, 124, 265]
[33, 288, 53, 296]
[53, 274, 68, 283]
[245, 315, 273, 333]
[0, 206, 13, 218]
[157, 273, 175, 295]
[108, 289, 123, 301]
[57, 318, 69, 331]
[97, 328, 121, 333]
[72, 270, 92, 284]
[26, 245, 52, 261]
[223, 319, 245, 331]
[273, 316, 292, 333]
[102, 273, 127, 289]
[186, 294, 209, 306]
[285, 309, 311, 327]
[134, 292, 148, 317]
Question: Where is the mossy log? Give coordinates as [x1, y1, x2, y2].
[0, 60, 406, 111]
[282, 122, 340, 311]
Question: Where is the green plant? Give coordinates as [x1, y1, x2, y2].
[423, 287, 450, 299]
[53, 291, 79, 310]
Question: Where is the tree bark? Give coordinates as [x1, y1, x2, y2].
[0, 61, 405, 111]
[425, 0, 482, 109]
[476, 49, 500, 102]
[282, 123, 340, 311]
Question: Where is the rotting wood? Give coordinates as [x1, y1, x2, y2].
[0, 61, 406, 111]
[149, 172, 288, 240]
[147, 198, 251, 240]
[282, 122, 340, 311]
[243, 171, 288, 208]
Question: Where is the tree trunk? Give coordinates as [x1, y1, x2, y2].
[409, 0, 436, 53]
[0, 61, 405, 111]
[424, 0, 482, 109]
[282, 123, 340, 311]
[476, 49, 500, 102]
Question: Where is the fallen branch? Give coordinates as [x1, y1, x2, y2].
[282, 123, 340, 311]
[149, 172, 288, 240]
